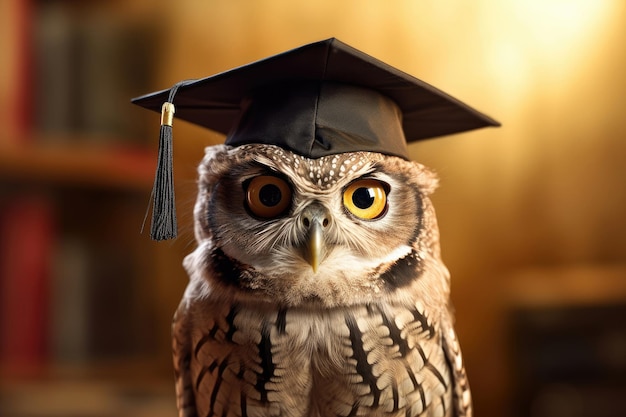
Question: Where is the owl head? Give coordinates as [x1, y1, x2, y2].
[185, 144, 450, 309]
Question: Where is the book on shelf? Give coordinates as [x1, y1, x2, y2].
[32, 2, 158, 146]
[0, 193, 157, 374]
[0, 0, 33, 144]
[0, 195, 54, 375]
[50, 237, 91, 364]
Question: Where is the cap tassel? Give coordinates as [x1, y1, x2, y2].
[144, 82, 188, 240]
[148, 101, 176, 240]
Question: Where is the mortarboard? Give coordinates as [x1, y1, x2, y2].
[132, 38, 499, 240]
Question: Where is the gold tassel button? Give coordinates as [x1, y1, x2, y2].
[161, 102, 175, 127]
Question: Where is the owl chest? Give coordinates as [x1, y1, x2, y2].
[187, 300, 453, 417]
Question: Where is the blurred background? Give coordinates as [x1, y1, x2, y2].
[1, 0, 625, 416]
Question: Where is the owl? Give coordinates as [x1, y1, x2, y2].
[172, 143, 472, 417]
[132, 37, 497, 417]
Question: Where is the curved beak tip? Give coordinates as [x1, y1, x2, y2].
[306, 220, 324, 273]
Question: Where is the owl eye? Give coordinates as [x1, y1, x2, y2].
[245, 175, 292, 218]
[343, 179, 388, 220]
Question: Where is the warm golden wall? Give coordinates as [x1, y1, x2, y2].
[138, 1, 626, 415]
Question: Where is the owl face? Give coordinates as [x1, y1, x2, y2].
[188, 144, 448, 308]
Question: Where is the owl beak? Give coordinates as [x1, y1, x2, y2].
[301, 204, 329, 273]
[306, 219, 324, 273]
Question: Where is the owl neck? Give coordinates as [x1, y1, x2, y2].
[207, 246, 436, 308]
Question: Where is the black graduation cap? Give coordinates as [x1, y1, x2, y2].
[132, 38, 499, 240]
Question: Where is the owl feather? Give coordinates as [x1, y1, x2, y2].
[173, 144, 471, 417]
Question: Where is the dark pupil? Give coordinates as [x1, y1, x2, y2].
[352, 187, 375, 209]
[259, 184, 282, 207]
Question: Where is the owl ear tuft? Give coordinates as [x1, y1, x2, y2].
[412, 162, 440, 196]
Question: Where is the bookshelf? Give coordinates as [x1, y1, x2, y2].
[0, 140, 155, 190]
[0, 0, 183, 414]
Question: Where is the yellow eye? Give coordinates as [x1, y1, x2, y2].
[343, 179, 388, 220]
[246, 175, 292, 218]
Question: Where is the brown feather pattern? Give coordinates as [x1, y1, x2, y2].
[173, 144, 472, 417]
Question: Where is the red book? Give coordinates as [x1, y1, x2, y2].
[0, 0, 33, 143]
[0, 196, 54, 376]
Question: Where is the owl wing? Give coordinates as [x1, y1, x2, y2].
[441, 316, 472, 417]
[172, 299, 198, 417]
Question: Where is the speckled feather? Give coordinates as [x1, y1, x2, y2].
[173, 144, 472, 417]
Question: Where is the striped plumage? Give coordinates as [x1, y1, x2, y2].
[173, 144, 471, 417]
